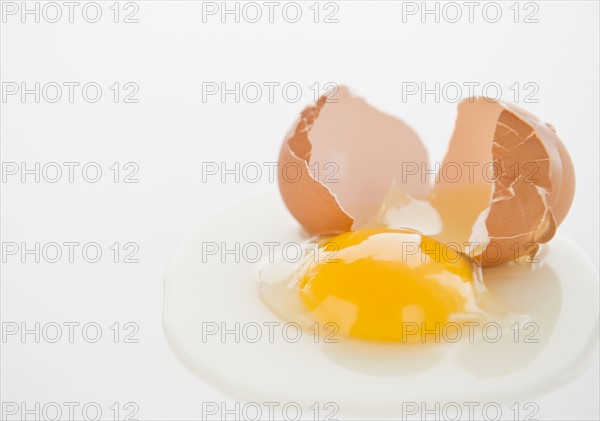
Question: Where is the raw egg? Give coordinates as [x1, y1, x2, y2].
[260, 228, 498, 343]
[163, 87, 596, 418]
[164, 191, 598, 417]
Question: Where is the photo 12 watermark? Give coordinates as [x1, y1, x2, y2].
[400, 81, 540, 104]
[201, 81, 339, 104]
[400, 1, 540, 24]
[2, 162, 140, 184]
[1, 321, 140, 344]
[1, 82, 140, 104]
[2, 241, 140, 263]
[200, 1, 340, 24]
[1, 1, 140, 24]
[401, 400, 540, 421]
[201, 321, 339, 344]
[201, 401, 339, 421]
[201, 161, 339, 185]
[1, 401, 140, 421]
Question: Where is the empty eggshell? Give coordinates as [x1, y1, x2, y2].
[430, 98, 575, 266]
[277, 87, 429, 236]
[278, 87, 575, 267]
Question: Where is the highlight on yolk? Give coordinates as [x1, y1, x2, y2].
[297, 228, 486, 343]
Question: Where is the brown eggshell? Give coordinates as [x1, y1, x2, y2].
[278, 87, 430, 236]
[278, 96, 353, 235]
[431, 98, 575, 266]
[278, 89, 575, 267]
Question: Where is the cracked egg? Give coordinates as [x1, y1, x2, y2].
[163, 86, 597, 416]
[278, 87, 575, 266]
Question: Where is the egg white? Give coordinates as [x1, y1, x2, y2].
[163, 188, 599, 418]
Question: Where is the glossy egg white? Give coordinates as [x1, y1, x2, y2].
[163, 188, 599, 418]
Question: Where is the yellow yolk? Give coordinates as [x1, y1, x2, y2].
[297, 228, 483, 343]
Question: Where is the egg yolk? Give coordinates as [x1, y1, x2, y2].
[297, 228, 483, 343]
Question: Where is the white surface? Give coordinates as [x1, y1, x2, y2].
[2, 1, 599, 420]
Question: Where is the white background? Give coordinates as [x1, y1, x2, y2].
[1, 1, 598, 420]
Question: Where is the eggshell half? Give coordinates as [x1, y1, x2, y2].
[431, 98, 575, 266]
[278, 87, 429, 236]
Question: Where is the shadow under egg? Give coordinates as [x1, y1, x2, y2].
[455, 260, 562, 378]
